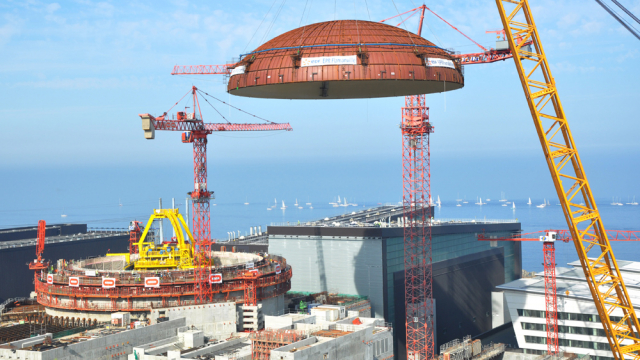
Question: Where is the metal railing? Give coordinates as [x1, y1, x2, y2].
[432, 218, 518, 225]
[35, 268, 293, 312]
[271, 217, 518, 228]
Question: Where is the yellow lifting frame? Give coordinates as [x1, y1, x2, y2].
[495, 1, 640, 359]
[135, 209, 196, 270]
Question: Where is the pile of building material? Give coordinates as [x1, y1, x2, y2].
[250, 329, 306, 360]
[439, 336, 504, 360]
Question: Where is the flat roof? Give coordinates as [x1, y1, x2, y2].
[267, 205, 520, 238]
[0, 230, 128, 251]
[498, 260, 640, 304]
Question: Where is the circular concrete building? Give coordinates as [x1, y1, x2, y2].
[227, 20, 464, 99]
[34, 251, 291, 322]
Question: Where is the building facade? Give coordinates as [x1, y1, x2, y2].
[498, 260, 640, 360]
[268, 207, 521, 358]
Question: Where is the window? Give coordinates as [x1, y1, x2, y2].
[524, 335, 611, 352]
[518, 309, 622, 324]
[522, 322, 607, 337]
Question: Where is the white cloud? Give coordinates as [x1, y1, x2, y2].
[0, 14, 21, 46]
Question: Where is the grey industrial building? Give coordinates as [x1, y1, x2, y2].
[267, 205, 521, 359]
[0, 223, 129, 303]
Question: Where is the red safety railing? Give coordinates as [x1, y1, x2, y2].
[35, 268, 292, 312]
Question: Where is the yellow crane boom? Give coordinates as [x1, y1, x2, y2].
[495, 1, 640, 359]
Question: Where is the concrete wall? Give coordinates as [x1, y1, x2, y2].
[265, 314, 317, 330]
[492, 291, 511, 329]
[149, 302, 235, 340]
[0, 318, 187, 360]
[269, 235, 385, 318]
[271, 325, 393, 360]
[260, 293, 285, 316]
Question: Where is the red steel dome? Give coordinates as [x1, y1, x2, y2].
[227, 20, 464, 99]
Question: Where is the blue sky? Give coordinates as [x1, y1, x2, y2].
[1, 0, 639, 202]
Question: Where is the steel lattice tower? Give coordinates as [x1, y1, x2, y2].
[191, 133, 213, 304]
[543, 242, 559, 354]
[402, 94, 434, 360]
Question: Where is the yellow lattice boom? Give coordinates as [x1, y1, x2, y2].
[495, 1, 640, 359]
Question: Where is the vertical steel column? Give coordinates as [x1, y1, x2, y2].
[402, 94, 434, 360]
[543, 241, 559, 354]
[192, 134, 212, 304]
[244, 275, 258, 307]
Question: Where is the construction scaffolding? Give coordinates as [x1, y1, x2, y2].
[250, 329, 306, 360]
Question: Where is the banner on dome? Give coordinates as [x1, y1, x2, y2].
[301, 55, 357, 67]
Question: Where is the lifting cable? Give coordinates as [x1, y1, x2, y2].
[363, 0, 372, 21]
[243, 0, 279, 53]
[260, 0, 288, 46]
[390, 0, 417, 48]
[163, 88, 193, 117]
[196, 89, 276, 124]
[297, 0, 312, 48]
[197, 93, 231, 124]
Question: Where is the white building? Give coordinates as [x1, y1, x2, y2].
[498, 259, 640, 360]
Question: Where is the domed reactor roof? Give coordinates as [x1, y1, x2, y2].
[227, 20, 464, 99]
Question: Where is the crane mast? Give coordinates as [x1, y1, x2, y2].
[139, 86, 292, 305]
[495, 1, 640, 359]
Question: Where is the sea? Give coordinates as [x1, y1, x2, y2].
[1, 162, 639, 274]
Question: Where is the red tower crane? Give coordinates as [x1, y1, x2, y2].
[128, 220, 143, 254]
[139, 86, 292, 304]
[28, 220, 48, 271]
[478, 229, 640, 354]
[401, 95, 434, 360]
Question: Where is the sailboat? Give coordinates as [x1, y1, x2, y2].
[306, 197, 312, 206]
[536, 199, 546, 208]
[512, 202, 516, 210]
[295, 199, 299, 207]
[456, 200, 462, 207]
[475, 197, 485, 205]
[429, 196, 435, 206]
[627, 196, 638, 206]
[244, 197, 249, 205]
[499, 192, 507, 202]
[456, 193, 463, 202]
[280, 200, 287, 210]
[462, 196, 468, 204]
[527, 198, 532, 206]
[436, 196, 441, 207]
[119, 198, 123, 207]
[340, 198, 348, 207]
[272, 198, 277, 208]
